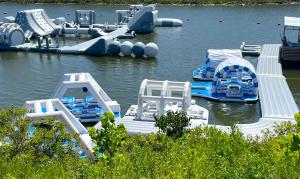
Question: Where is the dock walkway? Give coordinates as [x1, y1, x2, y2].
[256, 44, 298, 120]
[235, 44, 298, 136]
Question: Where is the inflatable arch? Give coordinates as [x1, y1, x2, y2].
[211, 57, 258, 96]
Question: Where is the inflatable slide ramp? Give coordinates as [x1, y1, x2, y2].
[15, 9, 60, 37]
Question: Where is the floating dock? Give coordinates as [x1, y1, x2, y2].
[227, 44, 299, 136]
[256, 44, 298, 118]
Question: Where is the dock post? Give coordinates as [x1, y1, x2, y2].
[45, 36, 50, 49]
[37, 36, 42, 49]
[55, 35, 59, 48]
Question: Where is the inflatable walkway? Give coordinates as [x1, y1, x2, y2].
[59, 36, 113, 55]
[24, 99, 96, 158]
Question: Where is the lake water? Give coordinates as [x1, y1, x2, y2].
[0, 3, 300, 125]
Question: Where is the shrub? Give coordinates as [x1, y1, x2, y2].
[155, 111, 191, 138]
[89, 112, 127, 159]
[0, 106, 80, 177]
[292, 113, 300, 167]
[1, 107, 300, 177]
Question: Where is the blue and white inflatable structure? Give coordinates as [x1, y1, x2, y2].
[24, 98, 96, 159]
[15, 9, 61, 38]
[24, 72, 122, 158]
[192, 57, 259, 103]
[51, 73, 121, 122]
[0, 5, 179, 58]
[116, 4, 182, 33]
[193, 49, 243, 81]
[97, 79, 209, 135]
[0, 23, 25, 46]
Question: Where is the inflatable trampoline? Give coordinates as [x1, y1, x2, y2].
[61, 96, 110, 122]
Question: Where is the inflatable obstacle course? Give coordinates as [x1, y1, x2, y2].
[0, 4, 184, 58]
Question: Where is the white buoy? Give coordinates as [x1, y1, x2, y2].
[53, 17, 66, 25]
[3, 16, 15, 23]
[144, 43, 159, 58]
[120, 41, 133, 56]
[155, 18, 183, 27]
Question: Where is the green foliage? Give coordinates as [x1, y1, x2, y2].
[292, 113, 300, 149]
[0, 107, 31, 158]
[0, 106, 80, 177]
[292, 113, 300, 166]
[29, 118, 79, 162]
[155, 111, 190, 137]
[0, 107, 300, 177]
[88, 112, 127, 159]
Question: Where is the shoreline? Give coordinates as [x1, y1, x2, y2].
[1, 1, 300, 7]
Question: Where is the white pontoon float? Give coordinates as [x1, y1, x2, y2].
[193, 49, 243, 81]
[51, 73, 121, 122]
[96, 79, 209, 135]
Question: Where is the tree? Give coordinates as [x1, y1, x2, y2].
[0, 106, 78, 163]
[155, 111, 191, 138]
[89, 112, 127, 159]
[29, 118, 79, 162]
[292, 113, 300, 167]
[0, 106, 32, 159]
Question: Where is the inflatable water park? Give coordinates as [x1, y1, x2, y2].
[24, 73, 209, 157]
[192, 49, 258, 103]
[17, 15, 299, 158]
[0, 4, 182, 58]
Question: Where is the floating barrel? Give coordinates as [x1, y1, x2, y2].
[132, 42, 145, 57]
[108, 40, 121, 56]
[3, 16, 15, 23]
[155, 18, 183, 27]
[144, 43, 159, 58]
[120, 41, 133, 56]
[53, 17, 66, 25]
[0, 23, 25, 46]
